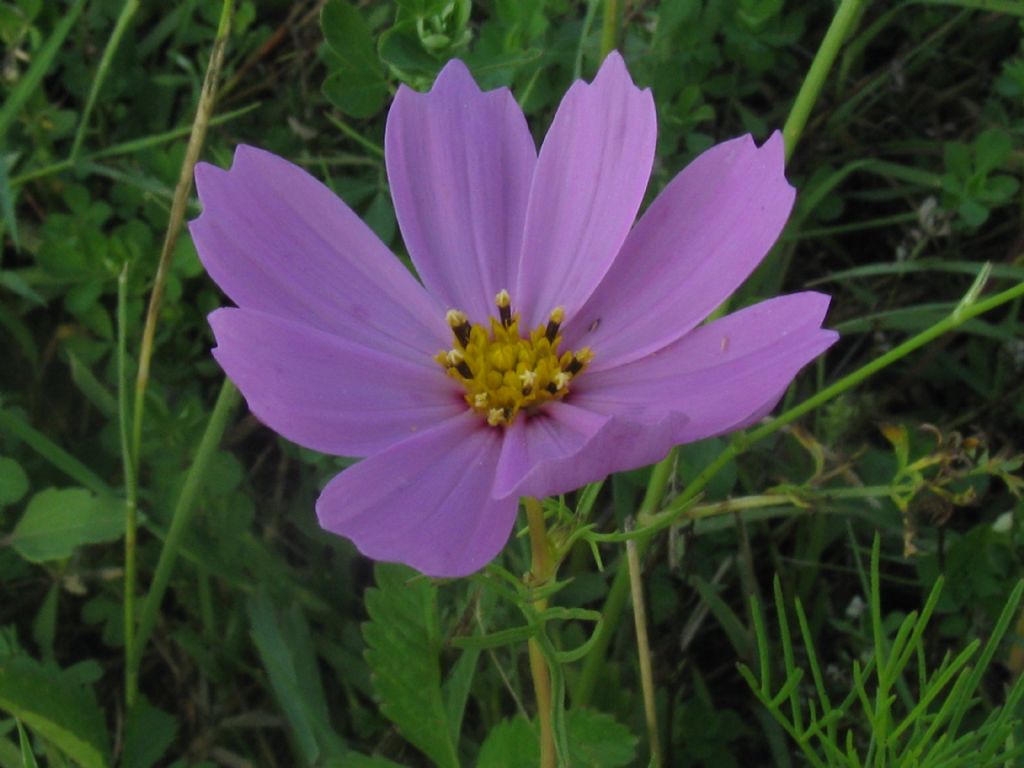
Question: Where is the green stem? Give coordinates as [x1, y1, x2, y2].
[600, 0, 621, 60]
[11, 105, 258, 188]
[127, 378, 239, 682]
[117, 265, 140, 707]
[132, 0, 234, 467]
[578, 273, 1024, 706]
[782, 0, 865, 162]
[69, 0, 140, 161]
[576, 448, 675, 704]
[626, 526, 661, 766]
[524, 497, 557, 768]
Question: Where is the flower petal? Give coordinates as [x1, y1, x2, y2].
[514, 51, 656, 327]
[573, 292, 838, 442]
[494, 402, 688, 500]
[386, 60, 536, 324]
[191, 145, 446, 363]
[316, 414, 516, 578]
[210, 308, 463, 456]
[563, 132, 795, 370]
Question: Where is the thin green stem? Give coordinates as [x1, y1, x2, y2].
[524, 497, 556, 768]
[132, 0, 234, 467]
[600, 0, 621, 60]
[117, 265, 140, 707]
[70, 0, 140, 161]
[11, 105, 258, 187]
[782, 0, 866, 162]
[626, 526, 661, 766]
[128, 379, 239, 681]
[577, 448, 674, 705]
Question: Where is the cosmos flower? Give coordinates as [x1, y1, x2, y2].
[190, 52, 837, 578]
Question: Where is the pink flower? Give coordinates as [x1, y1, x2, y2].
[190, 53, 837, 577]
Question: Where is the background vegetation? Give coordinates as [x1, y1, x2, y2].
[1, 0, 1023, 765]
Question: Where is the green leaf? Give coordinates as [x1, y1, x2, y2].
[0, 655, 110, 768]
[9, 488, 124, 563]
[565, 709, 637, 767]
[477, 710, 636, 768]
[477, 716, 538, 767]
[247, 590, 347, 765]
[0, 149, 18, 252]
[16, 720, 38, 768]
[363, 564, 458, 768]
[322, 71, 390, 120]
[122, 700, 176, 768]
[0, 457, 28, 508]
[321, 0, 379, 70]
[320, 0, 390, 118]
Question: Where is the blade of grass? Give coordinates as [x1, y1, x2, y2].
[69, 0, 141, 160]
[0, 408, 111, 495]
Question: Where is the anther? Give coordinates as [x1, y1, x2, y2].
[487, 407, 506, 427]
[565, 348, 593, 376]
[545, 307, 565, 342]
[473, 393, 489, 408]
[495, 289, 512, 327]
[446, 349, 473, 378]
[446, 309, 471, 347]
[553, 371, 571, 390]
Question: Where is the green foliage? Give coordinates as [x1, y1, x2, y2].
[8, 487, 123, 563]
[363, 563, 460, 768]
[0, 646, 109, 768]
[742, 538, 1024, 767]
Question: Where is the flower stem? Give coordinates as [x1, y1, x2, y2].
[524, 497, 556, 768]
[131, 0, 234, 466]
[600, 0, 621, 60]
[782, 0, 865, 162]
[626, 524, 661, 766]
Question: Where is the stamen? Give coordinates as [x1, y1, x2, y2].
[565, 349, 593, 376]
[445, 349, 473, 378]
[446, 309, 471, 347]
[545, 307, 565, 342]
[436, 293, 592, 428]
[495, 289, 512, 327]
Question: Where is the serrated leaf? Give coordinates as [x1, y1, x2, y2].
[122, 700, 176, 768]
[0, 655, 110, 768]
[363, 564, 458, 768]
[247, 590, 347, 765]
[9, 488, 123, 563]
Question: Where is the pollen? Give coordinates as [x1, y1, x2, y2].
[435, 290, 593, 428]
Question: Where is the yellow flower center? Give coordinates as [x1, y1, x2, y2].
[436, 290, 593, 427]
